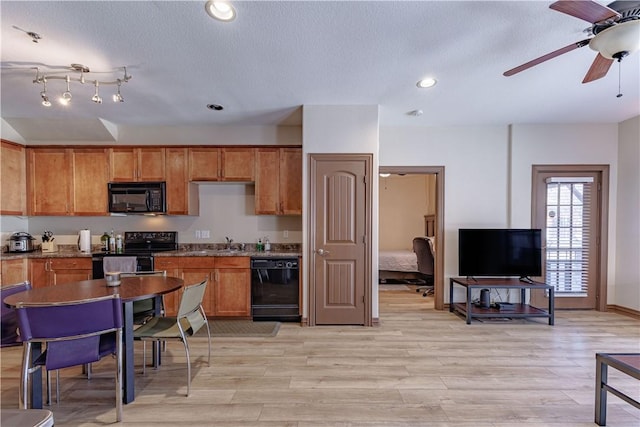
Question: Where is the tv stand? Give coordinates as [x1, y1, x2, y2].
[449, 277, 554, 325]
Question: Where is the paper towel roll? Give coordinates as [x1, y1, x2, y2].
[79, 229, 91, 253]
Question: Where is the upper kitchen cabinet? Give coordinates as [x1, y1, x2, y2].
[1, 140, 26, 215]
[72, 148, 109, 215]
[109, 147, 165, 182]
[27, 148, 73, 216]
[165, 147, 198, 215]
[27, 147, 109, 216]
[255, 147, 302, 215]
[189, 147, 254, 181]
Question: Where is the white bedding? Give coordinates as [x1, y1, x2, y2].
[379, 250, 418, 272]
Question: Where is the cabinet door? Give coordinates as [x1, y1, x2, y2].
[254, 148, 280, 214]
[72, 148, 109, 215]
[165, 148, 189, 215]
[110, 148, 137, 181]
[279, 148, 302, 215]
[28, 259, 49, 288]
[49, 258, 92, 286]
[1, 259, 27, 286]
[1, 141, 26, 215]
[213, 268, 251, 317]
[189, 148, 220, 181]
[27, 148, 72, 215]
[138, 148, 165, 181]
[221, 148, 254, 181]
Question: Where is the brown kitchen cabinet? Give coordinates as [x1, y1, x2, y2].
[1, 258, 28, 286]
[109, 147, 165, 182]
[189, 147, 254, 182]
[72, 148, 110, 215]
[28, 257, 92, 288]
[27, 147, 109, 216]
[153, 256, 250, 318]
[255, 147, 302, 215]
[1, 140, 26, 215]
[165, 147, 198, 215]
[27, 148, 73, 216]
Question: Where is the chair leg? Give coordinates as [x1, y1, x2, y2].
[55, 370, 60, 404]
[183, 338, 191, 397]
[142, 341, 147, 375]
[20, 343, 31, 409]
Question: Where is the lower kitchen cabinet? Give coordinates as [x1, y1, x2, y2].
[1, 258, 28, 286]
[28, 257, 92, 288]
[154, 256, 250, 318]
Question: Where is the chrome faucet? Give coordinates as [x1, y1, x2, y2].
[225, 236, 234, 250]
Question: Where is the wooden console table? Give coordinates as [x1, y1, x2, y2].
[449, 277, 554, 325]
[595, 353, 640, 426]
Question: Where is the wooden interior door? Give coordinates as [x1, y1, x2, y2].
[310, 154, 371, 325]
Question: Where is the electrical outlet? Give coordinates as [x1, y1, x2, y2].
[283, 230, 289, 239]
[195, 230, 201, 239]
[202, 230, 210, 238]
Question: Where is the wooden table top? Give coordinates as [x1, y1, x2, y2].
[3, 276, 183, 307]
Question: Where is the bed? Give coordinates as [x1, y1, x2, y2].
[379, 236, 435, 285]
[379, 214, 436, 285]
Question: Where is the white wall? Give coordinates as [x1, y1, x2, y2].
[615, 116, 640, 310]
[302, 105, 380, 319]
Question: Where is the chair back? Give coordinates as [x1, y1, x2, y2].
[177, 280, 208, 333]
[1, 281, 32, 347]
[16, 295, 123, 370]
[413, 237, 435, 276]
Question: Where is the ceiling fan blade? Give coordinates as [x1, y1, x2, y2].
[582, 53, 614, 83]
[503, 39, 590, 77]
[549, 0, 620, 24]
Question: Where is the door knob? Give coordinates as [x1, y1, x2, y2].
[316, 248, 330, 256]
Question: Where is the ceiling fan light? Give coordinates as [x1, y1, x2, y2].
[205, 1, 236, 21]
[589, 20, 640, 59]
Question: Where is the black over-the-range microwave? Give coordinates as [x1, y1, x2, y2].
[108, 182, 166, 214]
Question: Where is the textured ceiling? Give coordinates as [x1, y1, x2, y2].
[1, 1, 639, 141]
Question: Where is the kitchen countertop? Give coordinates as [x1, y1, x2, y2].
[1, 249, 302, 260]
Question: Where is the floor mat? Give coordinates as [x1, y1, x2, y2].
[196, 320, 280, 337]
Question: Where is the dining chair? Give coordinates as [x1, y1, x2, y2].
[1, 281, 32, 348]
[120, 270, 167, 324]
[133, 279, 210, 396]
[15, 294, 123, 422]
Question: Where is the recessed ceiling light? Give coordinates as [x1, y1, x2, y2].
[416, 78, 437, 89]
[205, 1, 236, 22]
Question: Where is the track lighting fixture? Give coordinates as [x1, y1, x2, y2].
[33, 65, 131, 107]
[113, 79, 124, 102]
[92, 81, 102, 104]
[59, 76, 72, 105]
[40, 79, 51, 107]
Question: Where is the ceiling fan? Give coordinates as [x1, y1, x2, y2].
[504, 0, 640, 83]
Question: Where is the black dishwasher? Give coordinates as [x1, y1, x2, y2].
[251, 257, 300, 322]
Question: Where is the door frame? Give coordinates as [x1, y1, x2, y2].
[308, 153, 373, 326]
[379, 166, 445, 311]
[531, 164, 609, 311]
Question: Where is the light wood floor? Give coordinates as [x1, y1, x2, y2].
[2, 285, 639, 426]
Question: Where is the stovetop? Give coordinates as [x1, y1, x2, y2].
[93, 231, 178, 256]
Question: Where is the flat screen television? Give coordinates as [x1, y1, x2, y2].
[458, 228, 542, 278]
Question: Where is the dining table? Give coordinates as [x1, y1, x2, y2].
[3, 275, 183, 407]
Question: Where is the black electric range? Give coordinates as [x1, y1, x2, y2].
[92, 231, 178, 279]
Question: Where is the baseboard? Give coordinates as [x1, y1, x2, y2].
[372, 317, 380, 326]
[607, 304, 640, 320]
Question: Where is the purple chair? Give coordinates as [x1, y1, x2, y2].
[15, 294, 123, 422]
[1, 281, 32, 348]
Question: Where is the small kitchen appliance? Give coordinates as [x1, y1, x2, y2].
[8, 232, 36, 253]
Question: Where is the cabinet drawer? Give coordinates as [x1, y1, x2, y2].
[181, 257, 216, 268]
[154, 257, 180, 269]
[215, 256, 249, 268]
[49, 258, 91, 270]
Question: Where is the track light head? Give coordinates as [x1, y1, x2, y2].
[113, 79, 124, 102]
[92, 81, 102, 104]
[40, 91, 51, 107]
